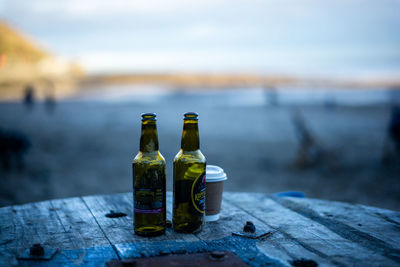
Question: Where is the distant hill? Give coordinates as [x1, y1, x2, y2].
[0, 21, 83, 100]
[0, 21, 49, 63]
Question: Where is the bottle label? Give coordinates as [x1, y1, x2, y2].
[191, 172, 206, 214]
[134, 188, 164, 214]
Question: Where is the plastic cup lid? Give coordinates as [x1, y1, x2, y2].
[206, 165, 227, 182]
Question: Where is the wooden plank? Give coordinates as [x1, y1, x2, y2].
[225, 192, 399, 266]
[357, 204, 400, 225]
[0, 206, 17, 249]
[2, 192, 400, 266]
[0, 198, 119, 266]
[197, 195, 272, 240]
[273, 196, 400, 262]
[81, 193, 136, 246]
[46, 196, 121, 265]
[284, 197, 400, 250]
[199, 194, 334, 266]
[82, 192, 201, 260]
[15, 247, 117, 267]
[0, 247, 18, 267]
[107, 192, 331, 266]
[82, 193, 199, 252]
[0, 206, 19, 267]
[6, 200, 79, 250]
[107, 236, 286, 266]
[49, 197, 116, 249]
[94, 191, 307, 264]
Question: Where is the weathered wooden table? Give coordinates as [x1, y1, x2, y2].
[1, 192, 399, 266]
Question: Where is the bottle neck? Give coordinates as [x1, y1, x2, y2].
[181, 119, 199, 151]
[140, 120, 159, 153]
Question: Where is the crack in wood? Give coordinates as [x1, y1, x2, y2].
[227, 198, 346, 267]
[271, 196, 400, 263]
[80, 197, 122, 260]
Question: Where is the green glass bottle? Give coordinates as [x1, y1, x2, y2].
[173, 112, 206, 233]
[133, 113, 166, 237]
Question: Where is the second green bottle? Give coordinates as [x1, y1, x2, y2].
[173, 112, 207, 233]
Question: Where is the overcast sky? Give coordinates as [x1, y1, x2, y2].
[1, 0, 399, 76]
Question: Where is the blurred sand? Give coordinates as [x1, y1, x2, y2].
[0, 87, 399, 210]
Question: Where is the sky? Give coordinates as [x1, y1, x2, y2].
[1, 0, 400, 77]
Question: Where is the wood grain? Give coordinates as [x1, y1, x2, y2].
[224, 192, 399, 266]
[1, 192, 399, 267]
[281, 197, 400, 250]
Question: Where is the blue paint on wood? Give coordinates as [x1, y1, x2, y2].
[275, 191, 305, 198]
[16, 246, 117, 267]
[116, 236, 285, 267]
[11, 237, 284, 266]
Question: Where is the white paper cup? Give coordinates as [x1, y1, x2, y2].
[205, 165, 227, 222]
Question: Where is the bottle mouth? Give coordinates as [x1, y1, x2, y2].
[141, 112, 157, 121]
[183, 112, 199, 120]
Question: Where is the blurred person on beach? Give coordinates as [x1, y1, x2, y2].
[23, 84, 35, 110]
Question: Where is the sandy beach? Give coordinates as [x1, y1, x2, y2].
[0, 86, 399, 210]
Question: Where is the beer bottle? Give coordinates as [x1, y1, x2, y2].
[133, 113, 166, 236]
[173, 112, 206, 233]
